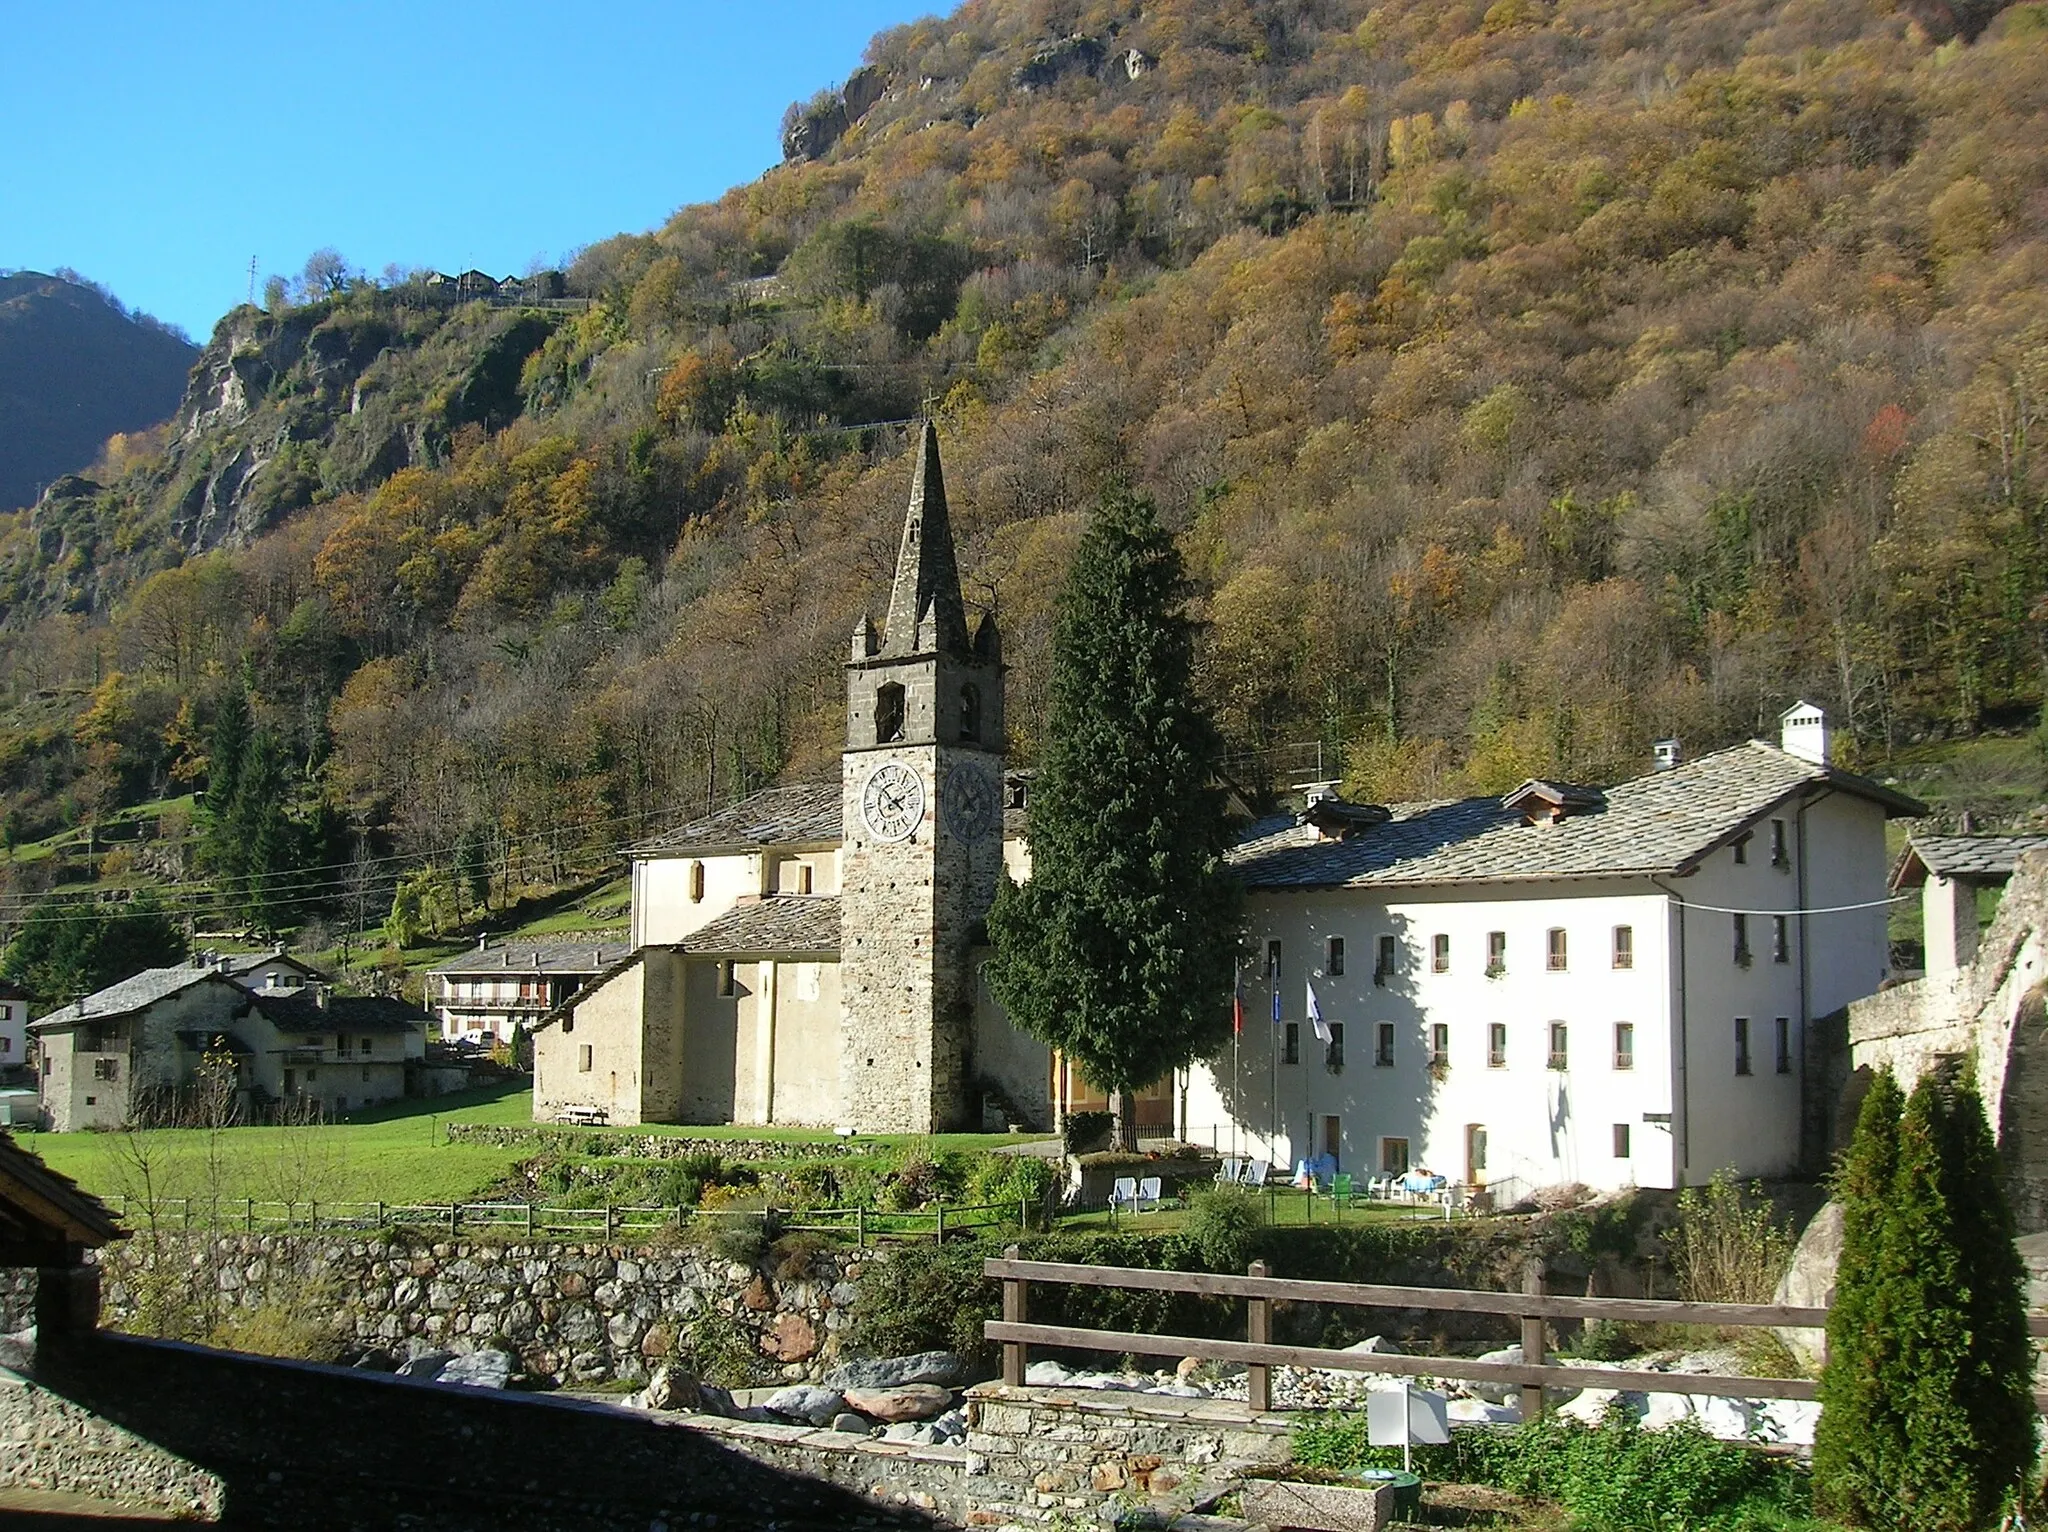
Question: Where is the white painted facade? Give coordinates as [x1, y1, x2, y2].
[0, 991, 26, 1073]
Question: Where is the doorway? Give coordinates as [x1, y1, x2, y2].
[1321, 1114, 1340, 1164]
[1465, 1123, 1488, 1186]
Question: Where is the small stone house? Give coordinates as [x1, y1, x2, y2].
[31, 964, 429, 1131]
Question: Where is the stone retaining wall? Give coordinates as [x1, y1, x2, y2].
[443, 1123, 863, 1159]
[70, 1229, 874, 1388]
[963, 1383, 1293, 1526]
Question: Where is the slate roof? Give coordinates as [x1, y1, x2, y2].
[0, 1129, 125, 1252]
[219, 951, 330, 983]
[1891, 835, 2048, 890]
[251, 993, 431, 1035]
[634, 782, 843, 856]
[28, 965, 228, 1031]
[1231, 742, 1925, 892]
[427, 938, 630, 978]
[684, 897, 842, 955]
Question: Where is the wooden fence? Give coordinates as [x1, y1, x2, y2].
[99, 1195, 1035, 1247]
[984, 1250, 2048, 1419]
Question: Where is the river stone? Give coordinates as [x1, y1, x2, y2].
[1469, 1345, 1523, 1404]
[765, 1385, 844, 1426]
[832, 1412, 872, 1433]
[823, 1350, 966, 1391]
[395, 1350, 455, 1381]
[439, 1349, 515, 1389]
[1773, 1200, 1842, 1372]
[843, 1383, 953, 1423]
[642, 1364, 702, 1412]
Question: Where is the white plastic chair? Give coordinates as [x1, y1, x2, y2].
[1216, 1156, 1245, 1187]
[1137, 1176, 1163, 1212]
[1244, 1160, 1271, 1189]
[1109, 1176, 1139, 1213]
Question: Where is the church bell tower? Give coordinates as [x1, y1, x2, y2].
[839, 423, 1006, 1133]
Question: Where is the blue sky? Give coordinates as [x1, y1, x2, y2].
[2, 1, 935, 340]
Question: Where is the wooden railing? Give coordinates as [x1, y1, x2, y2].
[984, 1249, 2048, 1418]
[101, 1195, 1035, 1246]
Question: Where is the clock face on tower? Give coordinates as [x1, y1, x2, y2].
[943, 762, 999, 841]
[861, 761, 925, 842]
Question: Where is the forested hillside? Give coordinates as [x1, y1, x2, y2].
[0, 0, 2044, 950]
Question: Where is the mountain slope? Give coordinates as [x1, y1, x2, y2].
[0, 272, 197, 514]
[0, 0, 2046, 944]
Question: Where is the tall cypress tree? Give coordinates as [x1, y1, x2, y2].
[1815, 1069, 2037, 1530]
[983, 486, 1242, 1152]
[1815, 1069, 1908, 1524]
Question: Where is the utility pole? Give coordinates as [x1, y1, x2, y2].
[246, 256, 258, 307]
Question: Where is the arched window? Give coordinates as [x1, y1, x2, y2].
[876, 682, 906, 743]
[688, 861, 705, 902]
[959, 683, 981, 743]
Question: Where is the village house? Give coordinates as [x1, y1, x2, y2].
[532, 426, 1918, 1200]
[0, 979, 28, 1080]
[425, 939, 628, 1046]
[30, 960, 430, 1131]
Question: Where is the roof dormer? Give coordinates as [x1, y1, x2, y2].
[1298, 793, 1392, 843]
[1502, 779, 1606, 826]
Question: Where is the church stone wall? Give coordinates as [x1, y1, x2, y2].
[680, 959, 741, 1122]
[534, 961, 649, 1126]
[769, 960, 843, 1127]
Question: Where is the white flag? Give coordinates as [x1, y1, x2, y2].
[1306, 980, 1332, 1043]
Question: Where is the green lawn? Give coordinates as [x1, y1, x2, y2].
[15, 1087, 1051, 1209]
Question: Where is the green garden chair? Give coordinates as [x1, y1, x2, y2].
[1332, 1172, 1354, 1206]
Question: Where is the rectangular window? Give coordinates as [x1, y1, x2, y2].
[1735, 1017, 1753, 1076]
[1613, 1123, 1632, 1158]
[1328, 1023, 1346, 1068]
[1770, 819, 1789, 867]
[1380, 1137, 1411, 1175]
[1772, 915, 1790, 964]
[1432, 934, 1450, 973]
[0, 1037, 9, 1056]
[361, 1067, 371, 1082]
[689, 860, 705, 902]
[1613, 925, 1633, 969]
[1488, 1023, 1507, 1069]
[1466, 1124, 1488, 1174]
[1547, 928, 1568, 971]
[1614, 1022, 1635, 1070]
[1733, 914, 1751, 966]
[1548, 1022, 1569, 1070]
[1430, 1023, 1449, 1067]
[1486, 930, 1507, 976]
[717, 961, 736, 998]
[1733, 834, 1750, 865]
[1327, 936, 1345, 976]
[93, 1057, 118, 1082]
[797, 862, 814, 895]
[1776, 1016, 1792, 1075]
[577, 1044, 593, 1073]
[1374, 1022, 1394, 1067]
[1375, 934, 1397, 986]
[1283, 1022, 1300, 1066]
[1265, 939, 1282, 981]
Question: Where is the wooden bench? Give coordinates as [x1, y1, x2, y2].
[555, 1106, 609, 1127]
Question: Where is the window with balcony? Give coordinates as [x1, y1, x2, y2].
[1430, 1023, 1449, 1069]
[1547, 928, 1568, 971]
[1486, 930, 1507, 977]
[1548, 1022, 1569, 1070]
[1432, 933, 1450, 973]
[1614, 1022, 1635, 1070]
[1613, 925, 1633, 969]
[1487, 1023, 1507, 1068]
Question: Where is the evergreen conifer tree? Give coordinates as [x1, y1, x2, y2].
[1815, 1069, 1908, 1524]
[983, 486, 1242, 1151]
[1815, 1069, 2037, 1529]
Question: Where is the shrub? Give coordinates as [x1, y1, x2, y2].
[1294, 1405, 1808, 1531]
[1662, 1169, 1793, 1304]
[707, 1220, 767, 1267]
[844, 1240, 998, 1364]
[769, 1230, 834, 1280]
[969, 1151, 1059, 1214]
[1062, 1111, 1113, 1155]
[1181, 1185, 1266, 1273]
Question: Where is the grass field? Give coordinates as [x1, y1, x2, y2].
[13, 1087, 1051, 1209]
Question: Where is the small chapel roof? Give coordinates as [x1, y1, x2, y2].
[1890, 834, 2048, 890]
[1232, 741, 1924, 891]
[633, 782, 843, 858]
[685, 896, 841, 956]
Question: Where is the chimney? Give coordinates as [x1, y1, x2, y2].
[502, 950, 510, 967]
[477, 933, 487, 952]
[1780, 701, 1830, 765]
[1300, 780, 1341, 806]
[1653, 739, 1681, 772]
[314, 984, 330, 1011]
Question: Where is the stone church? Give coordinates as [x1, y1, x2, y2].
[532, 424, 1060, 1134]
[535, 425, 1917, 1206]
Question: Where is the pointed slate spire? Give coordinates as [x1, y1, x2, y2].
[879, 421, 969, 657]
